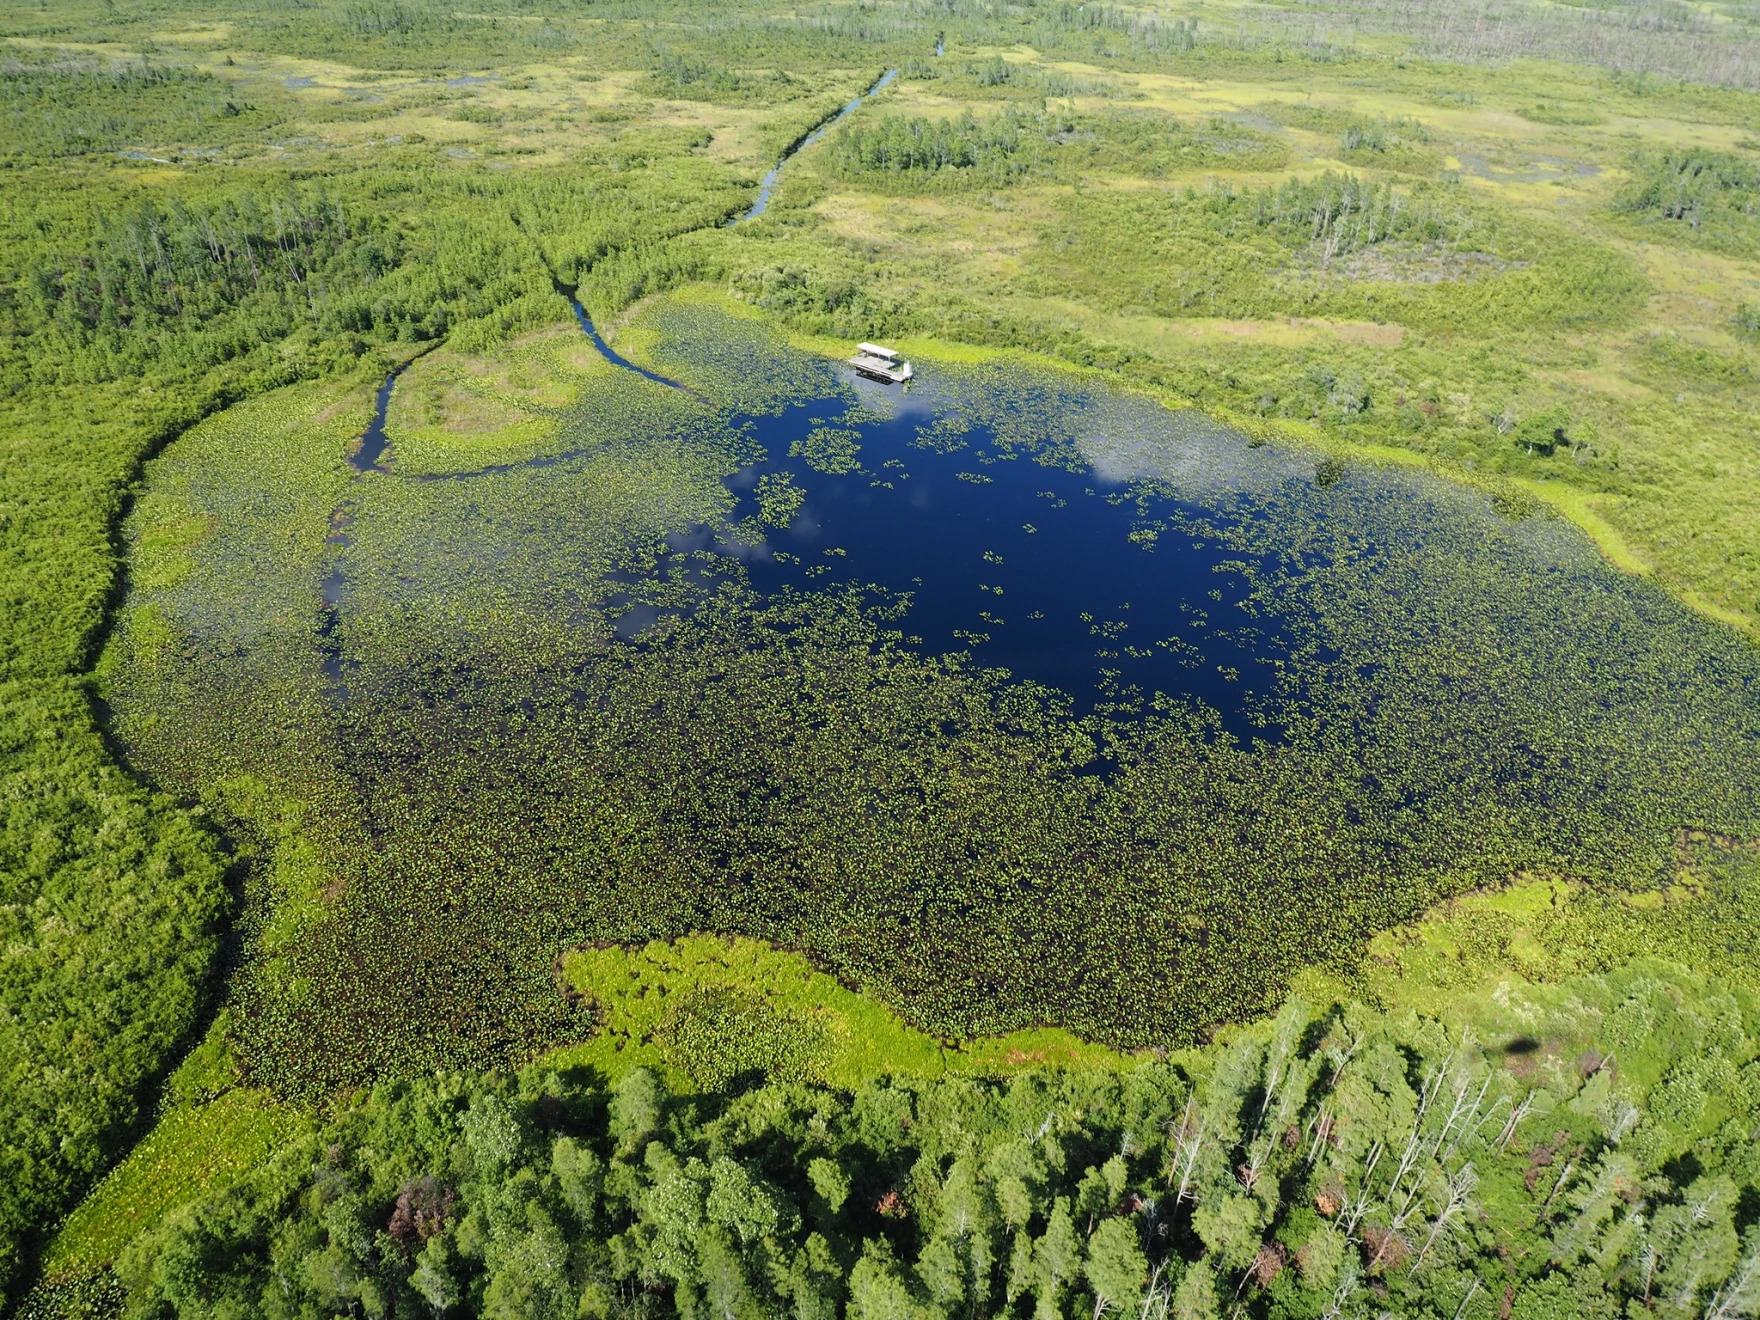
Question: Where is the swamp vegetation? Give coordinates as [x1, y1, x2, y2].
[100, 303, 1760, 1102]
[3, 0, 1760, 1317]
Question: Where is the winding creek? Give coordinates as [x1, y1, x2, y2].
[733, 68, 897, 223]
[319, 67, 913, 698]
[564, 295, 690, 391]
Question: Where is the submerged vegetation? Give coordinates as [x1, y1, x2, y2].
[3, 0, 1760, 1313]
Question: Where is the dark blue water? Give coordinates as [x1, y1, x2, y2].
[701, 394, 1289, 737]
[341, 307, 1290, 738]
[348, 364, 408, 472]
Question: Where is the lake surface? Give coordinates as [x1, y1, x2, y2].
[332, 312, 1303, 737]
[700, 390, 1289, 734]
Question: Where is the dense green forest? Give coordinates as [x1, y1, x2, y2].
[2, 0, 1759, 1316]
[102, 989, 1760, 1320]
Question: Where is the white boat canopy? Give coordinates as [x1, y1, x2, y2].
[856, 343, 903, 363]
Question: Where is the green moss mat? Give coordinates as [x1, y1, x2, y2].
[549, 935, 1133, 1090]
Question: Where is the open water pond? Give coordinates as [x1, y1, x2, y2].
[671, 387, 1293, 735]
[327, 315, 1306, 736]
[107, 301, 1760, 1091]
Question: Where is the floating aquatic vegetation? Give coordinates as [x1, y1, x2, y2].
[790, 425, 863, 474]
[754, 471, 806, 529]
[635, 302, 848, 414]
[109, 299, 1760, 1100]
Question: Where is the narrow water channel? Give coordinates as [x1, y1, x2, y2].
[347, 360, 415, 472]
[565, 296, 689, 391]
[733, 68, 897, 223]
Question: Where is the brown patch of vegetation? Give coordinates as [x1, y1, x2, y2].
[1289, 315, 1406, 346]
[388, 1176, 456, 1253]
[1362, 1225, 1409, 1273]
[1251, 1242, 1288, 1287]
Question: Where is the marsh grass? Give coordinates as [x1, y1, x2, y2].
[550, 935, 1127, 1090]
[1026, 178, 1642, 334]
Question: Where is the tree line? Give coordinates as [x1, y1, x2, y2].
[828, 109, 1043, 184]
[115, 994, 1760, 1320]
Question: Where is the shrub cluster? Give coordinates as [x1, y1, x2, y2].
[0, 61, 283, 163]
[828, 109, 1041, 186]
[1249, 172, 1468, 262]
[1339, 114, 1431, 153]
[643, 56, 805, 106]
[825, 109, 1285, 191]
[1616, 148, 1760, 257]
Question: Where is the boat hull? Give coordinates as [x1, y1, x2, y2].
[849, 354, 912, 384]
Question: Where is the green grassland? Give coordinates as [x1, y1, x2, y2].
[4, 0, 1760, 1315]
[549, 936, 1135, 1091]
